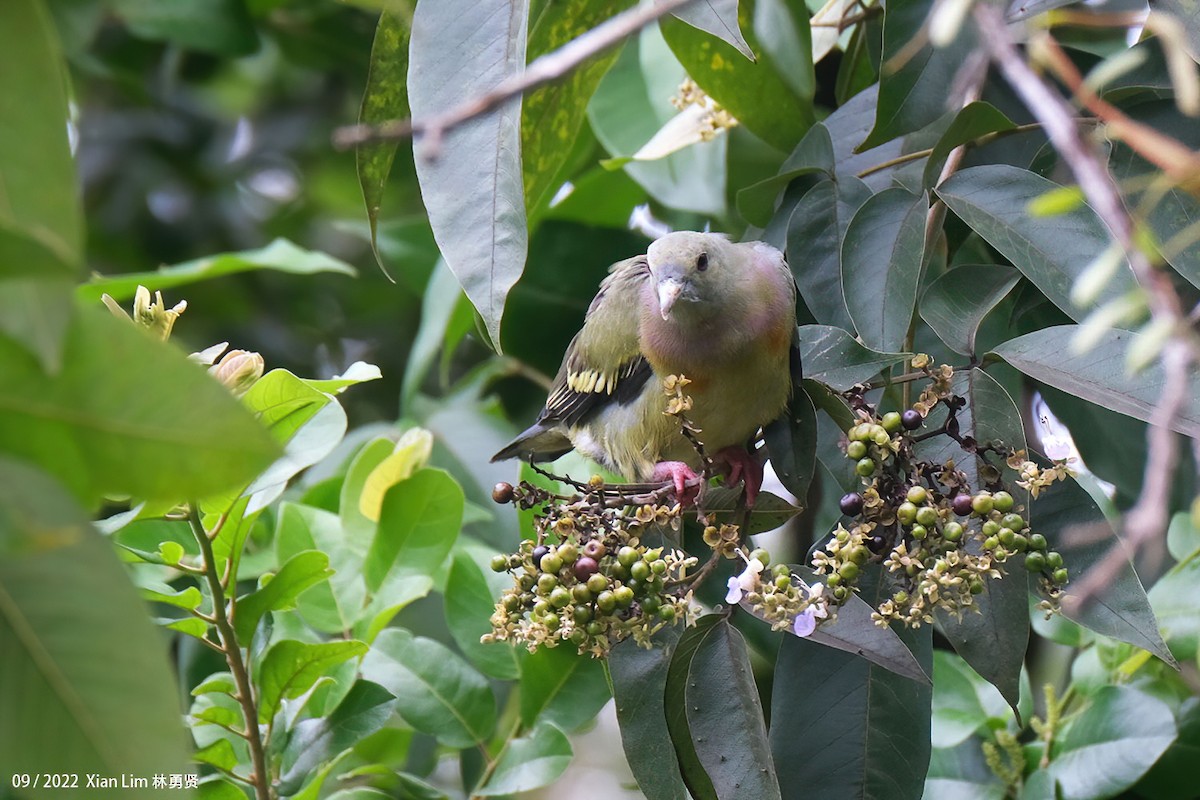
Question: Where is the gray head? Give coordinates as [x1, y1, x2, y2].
[646, 231, 737, 322]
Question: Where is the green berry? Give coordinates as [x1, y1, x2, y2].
[916, 506, 939, 527]
[998, 528, 1016, 547]
[971, 493, 994, 515]
[549, 586, 571, 608]
[569, 628, 588, 645]
[614, 586, 635, 607]
[572, 584, 593, 603]
[587, 573, 609, 594]
[586, 621, 604, 636]
[872, 429, 892, 446]
[540, 553, 563, 574]
[773, 563, 791, 578]
[943, 522, 964, 542]
[1011, 534, 1028, 552]
[658, 605, 677, 621]
[970, 578, 985, 594]
[1047, 551, 1063, 569]
[856, 457, 877, 477]
[838, 562, 860, 581]
[882, 411, 903, 432]
[826, 572, 842, 587]
[1024, 552, 1046, 572]
[644, 548, 662, 562]
[630, 560, 651, 581]
[911, 524, 928, 540]
[775, 575, 791, 590]
[847, 440, 868, 460]
[1028, 533, 1048, 551]
[573, 605, 592, 625]
[848, 546, 868, 565]
[750, 548, 770, 567]
[617, 546, 640, 567]
[651, 560, 668, 575]
[897, 502, 918, 525]
[1001, 513, 1025, 532]
[982, 519, 1001, 537]
[1053, 568, 1069, 584]
[849, 423, 871, 442]
[907, 485, 929, 504]
[490, 554, 509, 572]
[534, 599, 552, 617]
[518, 573, 536, 591]
[544, 613, 561, 631]
[596, 590, 617, 613]
[983, 536, 1000, 550]
[992, 491, 1014, 512]
[894, 590, 909, 604]
[833, 585, 850, 601]
[503, 594, 521, 612]
[640, 595, 661, 614]
[558, 543, 579, 563]
[536, 574, 558, 594]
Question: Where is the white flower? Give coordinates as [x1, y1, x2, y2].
[725, 559, 764, 604]
[791, 582, 830, 638]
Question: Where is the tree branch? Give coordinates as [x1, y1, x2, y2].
[332, 0, 700, 153]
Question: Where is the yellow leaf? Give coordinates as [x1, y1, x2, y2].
[358, 427, 434, 521]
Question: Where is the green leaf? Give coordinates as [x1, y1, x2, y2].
[523, 1, 635, 214]
[1149, 550, 1200, 659]
[476, 721, 572, 796]
[764, 379, 817, 503]
[921, 102, 1016, 189]
[277, 503, 366, 634]
[366, 468, 463, 591]
[1042, 686, 1176, 800]
[672, 0, 755, 60]
[111, 0, 257, 55]
[192, 672, 237, 697]
[77, 238, 356, 302]
[0, 459, 190, 784]
[842, 188, 928, 352]
[923, 738, 1007, 800]
[193, 739, 239, 772]
[797, 324, 910, 391]
[234, 550, 335, 644]
[1134, 696, 1200, 798]
[362, 629, 496, 748]
[992, 325, 1200, 437]
[0, 276, 74, 373]
[0, 304, 280, 507]
[409, 0, 528, 349]
[685, 619, 782, 800]
[860, 0, 977, 149]
[278, 680, 397, 796]
[353, 571, 434, 645]
[519, 645, 611, 733]
[357, 7, 411, 275]
[936, 166, 1137, 320]
[445, 552, 521, 680]
[700, 488, 800, 535]
[664, 615, 721, 800]
[301, 362, 383, 396]
[609, 630, 689, 800]
[786, 176, 873, 330]
[257, 639, 368, 724]
[139, 583, 203, 611]
[770, 609, 933, 800]
[0, 0, 81, 270]
[660, 0, 813, 152]
[752, 0, 815, 103]
[920, 264, 1021, 356]
[931, 651, 1012, 749]
[1034, 472, 1174, 665]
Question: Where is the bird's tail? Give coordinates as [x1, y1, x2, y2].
[490, 421, 573, 464]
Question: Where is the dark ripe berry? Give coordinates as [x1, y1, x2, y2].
[531, 545, 550, 564]
[574, 556, 600, 581]
[492, 482, 515, 504]
[901, 409, 922, 430]
[490, 554, 509, 572]
[992, 491, 1015, 512]
[583, 539, 606, 559]
[881, 411, 903, 432]
[867, 534, 888, 554]
[840, 492, 865, 516]
[952, 494, 975, 516]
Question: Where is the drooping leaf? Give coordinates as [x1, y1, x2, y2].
[936, 165, 1137, 320]
[365, 468, 463, 591]
[922, 102, 1017, 189]
[409, 0, 529, 349]
[752, 0, 815, 102]
[445, 552, 521, 680]
[669, 0, 755, 60]
[0, 304, 279, 507]
[797, 324, 910, 391]
[361, 628, 496, 748]
[664, 615, 722, 800]
[0, 459, 190, 785]
[841, 188, 928, 352]
[920, 264, 1021, 356]
[786, 176, 873, 330]
[519, 644, 611, 733]
[357, 7, 411, 274]
[991, 325, 1200, 438]
[234, 550, 335, 644]
[77, 239, 356, 302]
[764, 378, 817, 503]
[257, 639, 368, 724]
[475, 721, 572, 796]
[609, 630, 689, 800]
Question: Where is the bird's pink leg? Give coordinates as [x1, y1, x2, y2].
[651, 461, 700, 506]
[712, 446, 764, 506]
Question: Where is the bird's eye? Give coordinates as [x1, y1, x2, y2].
[696, 252, 708, 271]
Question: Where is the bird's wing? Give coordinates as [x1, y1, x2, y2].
[542, 255, 653, 427]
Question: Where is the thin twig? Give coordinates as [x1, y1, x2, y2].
[332, 0, 699, 152]
[188, 506, 272, 800]
[974, 5, 1198, 609]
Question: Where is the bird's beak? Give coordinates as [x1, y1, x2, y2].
[657, 279, 683, 320]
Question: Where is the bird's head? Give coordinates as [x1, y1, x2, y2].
[646, 231, 733, 323]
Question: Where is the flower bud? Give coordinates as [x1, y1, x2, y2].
[210, 349, 264, 396]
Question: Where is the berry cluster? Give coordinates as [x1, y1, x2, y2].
[812, 364, 1072, 627]
[484, 482, 697, 656]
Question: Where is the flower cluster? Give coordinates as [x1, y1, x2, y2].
[726, 552, 830, 636]
[670, 78, 739, 140]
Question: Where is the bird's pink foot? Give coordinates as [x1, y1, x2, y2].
[651, 461, 700, 506]
[713, 446, 764, 506]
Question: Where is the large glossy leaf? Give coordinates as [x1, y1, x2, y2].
[518, 645, 611, 732]
[826, 85, 906, 191]
[234, 550, 334, 644]
[753, 0, 815, 102]
[930, 651, 1012, 749]
[1033, 471, 1174, 665]
[609, 630, 689, 800]
[409, 0, 529, 349]
[841, 188, 928, 352]
[257, 639, 367, 724]
[445, 551, 521, 679]
[684, 619, 782, 800]
[0, 459, 190, 790]
[1036, 686, 1176, 800]
[936, 166, 1137, 320]
[77, 239, 356, 301]
[0, 305, 279, 507]
[357, 7, 410, 272]
[365, 468, 463, 591]
[764, 376, 817, 503]
[476, 721, 572, 796]
[991, 325, 1200, 438]
[786, 176, 873, 330]
[0, 0, 80, 270]
[920, 265, 1020, 356]
[361, 628, 496, 748]
[669, 0, 754, 59]
[770, 604, 933, 800]
[660, 0, 813, 152]
[797, 324, 909, 391]
[664, 615, 721, 800]
[523, 1, 634, 214]
[921, 102, 1016, 189]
